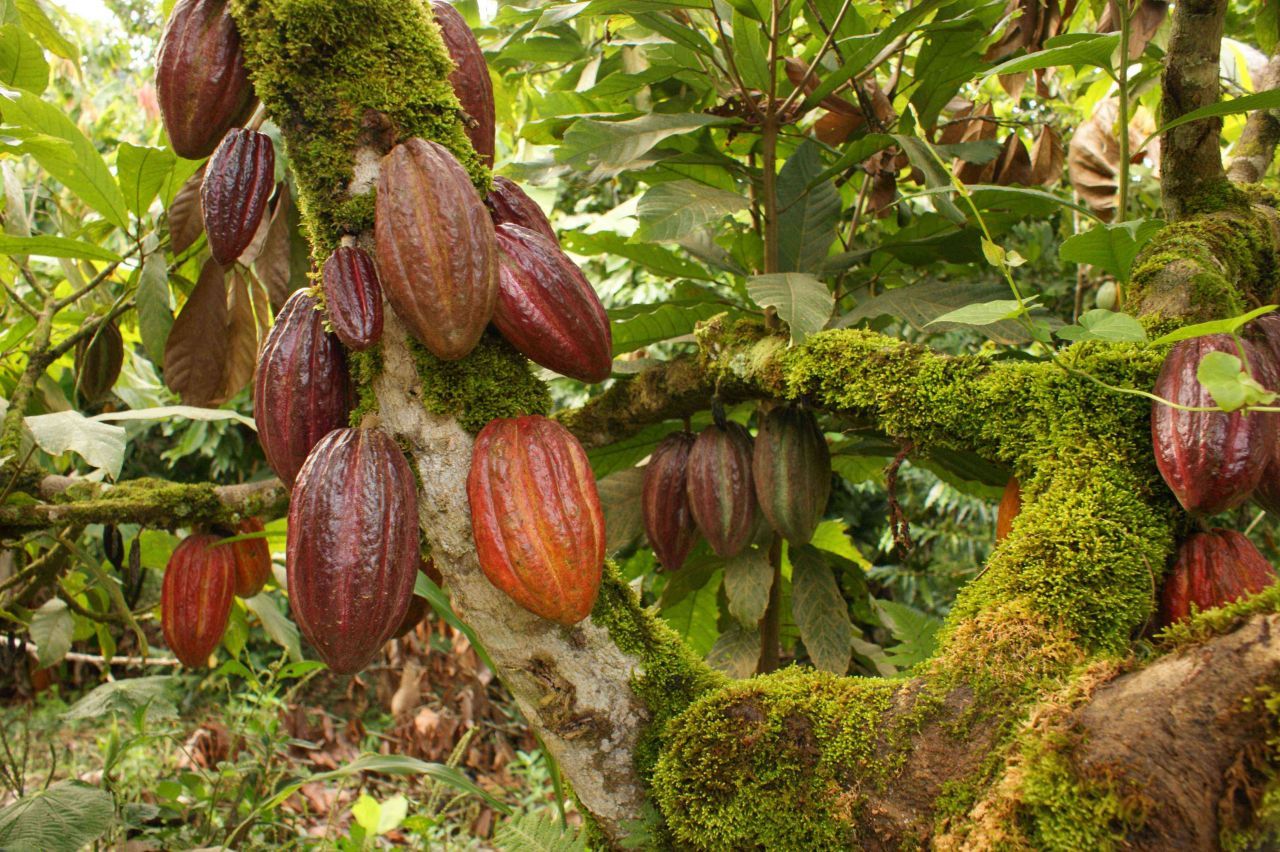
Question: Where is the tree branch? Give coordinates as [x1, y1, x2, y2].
[1227, 53, 1280, 184]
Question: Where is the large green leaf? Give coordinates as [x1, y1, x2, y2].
[838, 279, 1039, 344]
[560, 229, 712, 279]
[635, 179, 747, 242]
[789, 545, 853, 674]
[597, 466, 646, 555]
[15, 0, 76, 61]
[706, 624, 762, 678]
[804, 0, 945, 106]
[117, 143, 176, 218]
[30, 597, 71, 667]
[1058, 219, 1164, 285]
[722, 545, 772, 626]
[610, 299, 728, 354]
[986, 33, 1120, 77]
[25, 410, 126, 478]
[244, 593, 302, 662]
[135, 253, 174, 366]
[747, 273, 834, 343]
[0, 782, 113, 852]
[557, 114, 735, 179]
[731, 9, 771, 90]
[1147, 87, 1280, 141]
[660, 566, 721, 655]
[776, 140, 841, 273]
[0, 233, 120, 261]
[62, 675, 178, 720]
[0, 23, 47, 92]
[911, 10, 998, 129]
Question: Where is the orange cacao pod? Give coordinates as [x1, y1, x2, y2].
[1159, 529, 1276, 625]
[687, 422, 758, 558]
[752, 405, 831, 546]
[486, 177, 556, 241]
[431, 1, 495, 166]
[643, 432, 699, 571]
[321, 246, 383, 351]
[229, 517, 271, 598]
[161, 534, 236, 668]
[995, 478, 1022, 542]
[468, 415, 604, 625]
[74, 320, 124, 404]
[202, 128, 275, 266]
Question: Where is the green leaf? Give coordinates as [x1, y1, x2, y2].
[30, 597, 71, 667]
[135, 254, 174, 366]
[926, 297, 1036, 328]
[244, 593, 302, 662]
[1150, 88, 1280, 142]
[0, 233, 121, 261]
[597, 467, 646, 555]
[911, 14, 993, 129]
[1058, 219, 1164, 285]
[747, 273, 834, 343]
[25, 410, 126, 478]
[731, 10, 770, 90]
[559, 229, 712, 279]
[1055, 309, 1148, 343]
[610, 299, 727, 354]
[809, 520, 870, 568]
[892, 134, 966, 224]
[985, 33, 1120, 77]
[0, 24, 47, 92]
[0, 782, 112, 852]
[117, 143, 176, 218]
[62, 675, 178, 720]
[14, 0, 75, 61]
[493, 812, 588, 852]
[1151, 305, 1278, 345]
[789, 545, 853, 674]
[804, 0, 945, 106]
[1197, 351, 1250, 411]
[706, 623, 761, 678]
[352, 793, 408, 836]
[660, 564, 721, 655]
[558, 114, 735, 179]
[634, 179, 747, 242]
[839, 279, 1044, 344]
[776, 140, 841, 273]
[871, 599, 941, 669]
[722, 545, 772, 626]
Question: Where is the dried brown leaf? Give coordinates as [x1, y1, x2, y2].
[254, 182, 296, 310]
[1029, 125, 1064, 187]
[953, 104, 998, 184]
[168, 165, 205, 257]
[814, 110, 865, 145]
[164, 259, 230, 406]
[219, 269, 262, 402]
[994, 134, 1033, 186]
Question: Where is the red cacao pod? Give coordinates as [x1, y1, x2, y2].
[391, 560, 439, 639]
[493, 224, 612, 383]
[287, 427, 420, 674]
[1159, 528, 1276, 625]
[74, 320, 124, 404]
[486, 177, 556, 241]
[687, 422, 758, 558]
[468, 415, 604, 625]
[375, 138, 497, 361]
[1151, 335, 1277, 515]
[752, 406, 831, 546]
[643, 431, 700, 571]
[202, 129, 275, 266]
[156, 0, 255, 160]
[996, 478, 1022, 542]
[431, 1, 495, 166]
[229, 517, 271, 598]
[161, 534, 236, 668]
[253, 290, 351, 489]
[321, 246, 384, 351]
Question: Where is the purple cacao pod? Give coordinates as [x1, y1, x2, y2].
[752, 405, 831, 546]
[322, 246, 384, 351]
[1159, 528, 1276, 625]
[486, 177, 556, 241]
[686, 422, 758, 558]
[431, 1, 495, 166]
[643, 431, 700, 571]
[202, 129, 275, 266]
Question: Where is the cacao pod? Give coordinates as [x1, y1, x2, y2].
[229, 517, 271, 598]
[1255, 466, 1280, 515]
[468, 415, 604, 625]
[202, 129, 276, 266]
[287, 427, 419, 674]
[996, 478, 1022, 542]
[375, 138, 497, 361]
[156, 0, 255, 160]
[1159, 528, 1276, 625]
[74, 320, 124, 404]
[253, 290, 351, 489]
[1152, 334, 1277, 515]
[161, 534, 236, 668]
[431, 1, 495, 166]
[493, 224, 612, 383]
[321, 246, 384, 351]
[486, 177, 556, 241]
[687, 422, 758, 558]
[752, 406, 831, 546]
[391, 560, 439, 639]
[643, 431, 699, 571]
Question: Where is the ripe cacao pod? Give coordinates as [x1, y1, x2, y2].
[687, 422, 758, 558]
[375, 138, 497, 361]
[321, 246, 384, 351]
[287, 427, 420, 674]
[1159, 528, 1276, 625]
[156, 0, 255, 160]
[161, 534, 236, 668]
[752, 406, 831, 546]
[202, 129, 275, 266]
[493, 224, 612, 383]
[1152, 334, 1277, 515]
[229, 517, 271, 598]
[74, 320, 124, 404]
[486, 177, 556, 241]
[643, 431, 699, 571]
[391, 560, 439, 639]
[996, 478, 1022, 542]
[254, 290, 351, 489]
[431, 1, 495, 166]
[468, 415, 604, 625]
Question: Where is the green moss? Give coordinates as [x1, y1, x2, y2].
[1221, 684, 1280, 851]
[411, 333, 550, 432]
[1157, 584, 1280, 649]
[346, 345, 383, 424]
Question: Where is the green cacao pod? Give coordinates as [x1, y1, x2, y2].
[493, 224, 612, 383]
[752, 406, 831, 546]
[486, 177, 556, 241]
[995, 478, 1022, 542]
[202, 128, 275, 266]
[321, 246, 383, 351]
[375, 138, 497, 361]
[287, 427, 420, 674]
[687, 422, 758, 558]
[161, 534, 236, 668]
[155, 0, 255, 159]
[642, 432, 699, 571]
[468, 415, 604, 625]
[430, 1, 495, 166]
[253, 290, 351, 489]
[74, 320, 124, 404]
[228, 517, 271, 598]
[1159, 528, 1276, 626]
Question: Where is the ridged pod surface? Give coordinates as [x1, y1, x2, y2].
[643, 432, 699, 571]
[322, 246, 384, 351]
[253, 290, 351, 489]
[995, 478, 1022, 542]
[74, 320, 124, 404]
[468, 416, 604, 625]
[752, 406, 831, 546]
[1159, 529, 1277, 625]
[229, 517, 272, 598]
[202, 129, 275, 266]
[430, 1, 495, 166]
[486, 177, 556, 241]
[375, 138, 497, 361]
[155, 0, 255, 159]
[161, 534, 236, 668]
[287, 427, 420, 674]
[494, 224, 612, 383]
[1151, 335, 1277, 515]
[687, 422, 757, 558]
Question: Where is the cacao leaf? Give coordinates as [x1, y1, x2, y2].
[1028, 125, 1064, 187]
[166, 164, 204, 257]
[136, 252, 174, 366]
[254, 182, 295, 309]
[776, 140, 840, 274]
[117, 143, 176, 218]
[635, 180, 748, 243]
[706, 623, 761, 678]
[30, 597, 72, 667]
[789, 545, 853, 674]
[218, 269, 261, 402]
[0, 783, 113, 852]
[597, 466, 646, 555]
[164, 259, 231, 407]
[0, 23, 48, 93]
[747, 273, 834, 344]
[722, 545, 772, 626]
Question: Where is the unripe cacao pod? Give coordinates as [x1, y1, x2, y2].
[202, 129, 275, 266]
[486, 177, 556, 241]
[996, 478, 1022, 542]
[643, 432, 700, 571]
[156, 0, 255, 160]
[1159, 528, 1276, 625]
[1152, 335, 1277, 515]
[228, 517, 271, 598]
[375, 138, 497, 361]
[161, 534, 236, 668]
[431, 1, 495, 166]
[468, 415, 604, 625]
[687, 422, 758, 558]
[752, 406, 831, 546]
[74, 320, 124, 404]
[321, 246, 384, 351]
[253, 290, 351, 489]
[287, 427, 420, 674]
[493, 224, 612, 383]
[391, 560, 439, 639]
